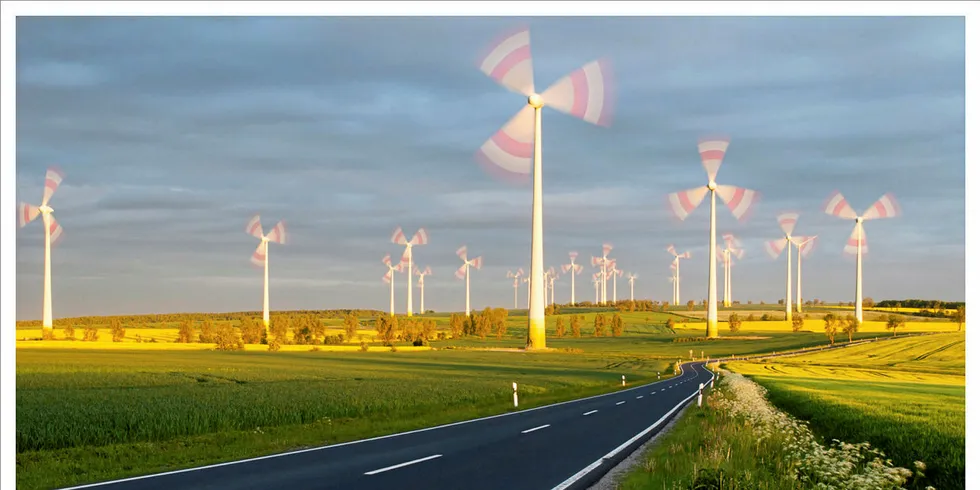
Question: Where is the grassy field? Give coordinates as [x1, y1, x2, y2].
[727, 333, 965, 489]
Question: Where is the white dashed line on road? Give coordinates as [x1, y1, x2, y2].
[364, 454, 443, 475]
[582, 410, 598, 416]
[521, 424, 551, 434]
[615, 401, 626, 406]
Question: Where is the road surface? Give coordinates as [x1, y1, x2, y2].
[63, 362, 716, 490]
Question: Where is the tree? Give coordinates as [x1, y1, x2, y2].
[863, 297, 875, 308]
[475, 307, 493, 339]
[842, 314, 859, 342]
[63, 324, 75, 340]
[375, 315, 395, 346]
[422, 319, 437, 341]
[747, 313, 757, 322]
[823, 313, 839, 345]
[593, 314, 606, 337]
[493, 308, 509, 339]
[886, 314, 905, 337]
[83, 327, 99, 342]
[686, 300, 696, 311]
[199, 320, 216, 343]
[215, 324, 244, 350]
[571, 315, 582, 338]
[953, 306, 965, 331]
[791, 314, 804, 333]
[778, 299, 785, 306]
[110, 319, 126, 343]
[310, 316, 326, 344]
[343, 314, 359, 340]
[728, 313, 741, 333]
[555, 316, 566, 338]
[665, 318, 675, 331]
[177, 320, 195, 343]
[240, 316, 264, 344]
[449, 313, 464, 339]
[611, 314, 624, 337]
[270, 316, 290, 345]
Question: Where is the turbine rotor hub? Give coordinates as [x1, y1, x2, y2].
[856, 217, 863, 223]
[39, 205, 53, 214]
[707, 181, 717, 191]
[528, 93, 544, 108]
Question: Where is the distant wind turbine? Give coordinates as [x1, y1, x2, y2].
[561, 252, 584, 305]
[592, 272, 601, 304]
[591, 243, 614, 305]
[382, 254, 404, 317]
[720, 233, 745, 307]
[667, 137, 759, 338]
[669, 262, 677, 305]
[455, 246, 483, 316]
[416, 266, 432, 314]
[609, 259, 623, 302]
[627, 273, 638, 302]
[823, 192, 900, 322]
[475, 27, 615, 350]
[507, 268, 525, 308]
[18, 167, 66, 334]
[764, 212, 801, 321]
[666, 245, 691, 305]
[392, 227, 429, 316]
[246, 214, 287, 331]
[793, 236, 818, 313]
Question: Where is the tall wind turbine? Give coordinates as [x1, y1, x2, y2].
[609, 260, 623, 302]
[823, 192, 900, 322]
[592, 272, 601, 304]
[507, 268, 525, 308]
[476, 27, 614, 349]
[719, 234, 745, 307]
[764, 212, 800, 321]
[246, 214, 287, 330]
[591, 243, 614, 305]
[793, 236, 818, 313]
[627, 273, 638, 302]
[382, 254, 403, 317]
[392, 227, 429, 316]
[561, 252, 583, 305]
[544, 267, 558, 306]
[416, 266, 432, 314]
[666, 245, 691, 305]
[18, 167, 66, 334]
[669, 262, 678, 305]
[666, 138, 759, 338]
[455, 246, 483, 316]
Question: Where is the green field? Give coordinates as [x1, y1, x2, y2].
[728, 333, 966, 489]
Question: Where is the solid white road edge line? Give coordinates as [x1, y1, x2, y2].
[59, 365, 695, 490]
[551, 366, 716, 490]
[615, 401, 626, 406]
[583, 410, 599, 416]
[364, 454, 443, 475]
[521, 424, 551, 434]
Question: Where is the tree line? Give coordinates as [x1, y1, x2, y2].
[16, 309, 387, 329]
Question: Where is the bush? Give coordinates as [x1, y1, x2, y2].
[728, 313, 742, 333]
[360, 341, 370, 352]
[344, 313, 359, 340]
[239, 317, 265, 344]
[555, 316, 566, 338]
[493, 308, 508, 339]
[593, 314, 606, 337]
[110, 322, 126, 343]
[62, 324, 75, 340]
[375, 315, 395, 346]
[270, 316, 290, 345]
[666, 318, 675, 331]
[611, 314, 624, 337]
[747, 314, 757, 321]
[215, 324, 244, 351]
[571, 315, 582, 338]
[687, 300, 696, 311]
[449, 313, 464, 339]
[760, 313, 771, 321]
[41, 328, 55, 341]
[412, 338, 425, 346]
[199, 320, 216, 343]
[83, 327, 99, 342]
[177, 321, 194, 343]
[267, 338, 281, 352]
[791, 314, 804, 332]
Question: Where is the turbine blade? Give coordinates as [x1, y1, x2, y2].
[455, 264, 467, 280]
[382, 254, 392, 267]
[400, 248, 411, 267]
[471, 256, 483, 270]
[681, 251, 691, 259]
[667, 187, 709, 221]
[823, 191, 858, 220]
[569, 251, 578, 261]
[845, 223, 868, 255]
[698, 137, 730, 182]
[765, 239, 787, 259]
[591, 256, 601, 266]
[246, 214, 264, 239]
[716, 185, 759, 222]
[477, 27, 535, 96]
[18, 203, 40, 228]
[800, 236, 818, 257]
[424, 266, 432, 275]
[776, 212, 799, 236]
[561, 264, 572, 273]
[266, 220, 287, 245]
[456, 245, 468, 261]
[517, 267, 524, 276]
[541, 58, 615, 127]
[574, 264, 583, 274]
[603, 242, 613, 256]
[48, 216, 64, 246]
[475, 105, 534, 184]
[733, 248, 746, 260]
[251, 242, 266, 267]
[391, 227, 407, 245]
[41, 167, 65, 206]
[666, 244, 677, 256]
[862, 193, 901, 220]
[410, 228, 429, 245]
[383, 269, 393, 283]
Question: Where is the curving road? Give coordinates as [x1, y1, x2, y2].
[62, 362, 716, 490]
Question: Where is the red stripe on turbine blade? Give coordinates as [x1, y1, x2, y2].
[677, 190, 695, 214]
[475, 149, 530, 185]
[832, 198, 849, 217]
[490, 129, 532, 158]
[699, 149, 726, 161]
[569, 67, 589, 120]
[594, 59, 615, 127]
[489, 44, 531, 83]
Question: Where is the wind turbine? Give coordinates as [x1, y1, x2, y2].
[669, 262, 677, 305]
[592, 272, 601, 304]
[793, 236, 818, 313]
[455, 246, 483, 316]
[765, 212, 806, 321]
[18, 167, 65, 334]
[246, 214, 287, 331]
[544, 267, 558, 306]
[666, 137, 759, 338]
[591, 243, 614, 305]
[561, 252, 583, 305]
[822, 192, 900, 322]
[507, 268, 525, 308]
[476, 27, 614, 349]
[392, 227, 429, 316]
[627, 273, 638, 302]
[720, 233, 745, 307]
[609, 260, 623, 303]
[416, 266, 432, 314]
[382, 254, 403, 317]
[666, 245, 691, 305]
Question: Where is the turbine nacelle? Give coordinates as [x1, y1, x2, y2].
[39, 205, 54, 214]
[707, 181, 717, 191]
[528, 93, 543, 108]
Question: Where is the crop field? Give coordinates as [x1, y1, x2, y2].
[726, 333, 965, 489]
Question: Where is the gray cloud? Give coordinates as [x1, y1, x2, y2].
[14, 16, 965, 319]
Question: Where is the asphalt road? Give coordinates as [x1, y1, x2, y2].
[63, 362, 716, 490]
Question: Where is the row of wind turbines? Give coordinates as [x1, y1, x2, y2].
[17, 26, 900, 344]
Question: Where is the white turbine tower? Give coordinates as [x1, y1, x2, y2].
[392, 227, 429, 316]
[592, 272, 601, 304]
[246, 214, 287, 331]
[764, 212, 801, 321]
[669, 262, 677, 306]
[561, 252, 583, 305]
[522, 274, 531, 308]
[455, 246, 483, 316]
[627, 273, 638, 302]
[609, 259, 623, 303]
[416, 266, 432, 314]
[548, 266, 558, 306]
[666, 245, 691, 305]
[823, 192, 900, 323]
[793, 236, 818, 313]
[18, 167, 66, 334]
[507, 268, 525, 308]
[591, 243, 614, 305]
[667, 138, 759, 338]
[476, 27, 615, 349]
[382, 254, 404, 317]
[719, 233, 745, 307]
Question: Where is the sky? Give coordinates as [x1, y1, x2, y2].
[13, 16, 966, 320]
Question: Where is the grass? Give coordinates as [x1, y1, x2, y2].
[727, 333, 965, 489]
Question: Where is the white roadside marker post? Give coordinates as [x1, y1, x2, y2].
[657, 372, 661, 380]
[698, 382, 704, 407]
[621, 375, 626, 387]
[513, 382, 518, 408]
